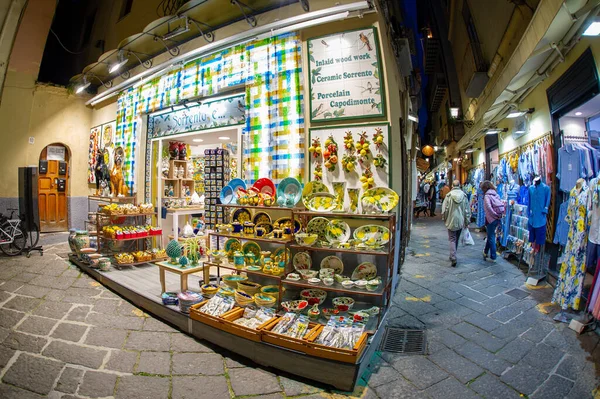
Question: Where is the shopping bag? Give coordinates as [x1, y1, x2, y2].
[462, 228, 475, 246]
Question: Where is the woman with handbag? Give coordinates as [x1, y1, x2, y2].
[481, 180, 505, 262]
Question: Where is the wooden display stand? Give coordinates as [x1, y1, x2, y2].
[162, 160, 195, 199]
[155, 261, 209, 292]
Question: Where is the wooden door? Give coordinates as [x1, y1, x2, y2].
[38, 146, 69, 232]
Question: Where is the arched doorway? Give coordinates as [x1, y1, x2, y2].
[38, 143, 70, 232]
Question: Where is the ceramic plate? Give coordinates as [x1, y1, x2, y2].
[255, 222, 273, 234]
[219, 185, 234, 205]
[277, 177, 303, 207]
[302, 181, 330, 208]
[253, 212, 271, 225]
[360, 187, 399, 212]
[320, 255, 344, 274]
[242, 241, 261, 259]
[224, 238, 242, 255]
[228, 178, 247, 198]
[274, 217, 301, 233]
[252, 178, 276, 197]
[325, 220, 351, 243]
[232, 208, 252, 224]
[306, 193, 337, 212]
[293, 251, 312, 272]
[351, 262, 377, 280]
[273, 247, 291, 265]
[306, 217, 330, 242]
[353, 224, 391, 246]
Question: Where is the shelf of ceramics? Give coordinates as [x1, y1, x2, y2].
[208, 232, 292, 245]
[204, 261, 283, 280]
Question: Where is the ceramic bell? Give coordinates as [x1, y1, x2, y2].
[308, 304, 320, 320]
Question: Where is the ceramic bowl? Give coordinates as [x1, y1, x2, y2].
[366, 281, 381, 292]
[300, 270, 318, 280]
[201, 284, 219, 298]
[355, 280, 368, 289]
[321, 307, 340, 320]
[98, 257, 111, 271]
[260, 285, 282, 301]
[281, 300, 309, 313]
[341, 280, 355, 289]
[222, 275, 248, 288]
[319, 268, 335, 279]
[254, 293, 276, 308]
[237, 281, 261, 295]
[308, 278, 321, 285]
[295, 233, 318, 247]
[300, 289, 327, 305]
[235, 290, 254, 307]
[322, 277, 334, 286]
[334, 274, 350, 283]
[286, 273, 301, 281]
[218, 285, 235, 297]
[332, 297, 355, 311]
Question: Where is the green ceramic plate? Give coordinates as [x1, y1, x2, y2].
[325, 219, 351, 243]
[293, 251, 312, 272]
[306, 193, 337, 212]
[242, 241, 261, 259]
[302, 181, 330, 208]
[306, 217, 330, 243]
[273, 247, 291, 265]
[353, 224, 391, 246]
[253, 212, 271, 225]
[232, 208, 252, 223]
[351, 262, 377, 280]
[224, 238, 242, 254]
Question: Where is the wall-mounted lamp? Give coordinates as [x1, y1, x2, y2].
[450, 107, 459, 118]
[506, 108, 535, 118]
[583, 18, 600, 36]
[485, 128, 508, 135]
[465, 148, 480, 153]
[76, 73, 111, 94]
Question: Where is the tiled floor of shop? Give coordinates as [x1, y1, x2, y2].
[0, 217, 597, 398]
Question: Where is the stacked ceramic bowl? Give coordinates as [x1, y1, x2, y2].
[254, 293, 276, 308]
[177, 291, 203, 314]
[235, 290, 254, 307]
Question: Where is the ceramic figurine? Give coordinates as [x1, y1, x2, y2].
[166, 240, 182, 264]
[308, 304, 320, 320]
[179, 142, 187, 160]
[110, 152, 128, 197]
[169, 141, 179, 160]
[187, 162, 194, 178]
[162, 157, 170, 178]
[168, 185, 174, 197]
[179, 255, 189, 269]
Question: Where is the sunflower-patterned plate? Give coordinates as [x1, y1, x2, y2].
[274, 217, 301, 233]
[351, 262, 377, 280]
[306, 217, 330, 243]
[360, 187, 399, 212]
[353, 224, 391, 246]
[306, 193, 337, 212]
[273, 247, 291, 265]
[256, 222, 273, 234]
[224, 238, 242, 261]
[302, 181, 330, 208]
[232, 208, 252, 224]
[253, 212, 271, 225]
[242, 241, 261, 259]
[320, 255, 344, 274]
[325, 219, 351, 243]
[293, 251, 312, 272]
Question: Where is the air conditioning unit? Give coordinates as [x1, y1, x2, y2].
[512, 116, 527, 139]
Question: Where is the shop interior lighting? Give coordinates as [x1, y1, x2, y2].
[576, 111, 583, 116]
[109, 53, 129, 74]
[465, 148, 480, 153]
[506, 108, 534, 118]
[583, 19, 600, 36]
[218, 136, 230, 140]
[76, 76, 91, 94]
[408, 113, 419, 123]
[450, 107, 459, 118]
[485, 128, 508, 135]
[192, 139, 204, 142]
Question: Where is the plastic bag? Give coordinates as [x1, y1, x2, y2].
[462, 228, 474, 246]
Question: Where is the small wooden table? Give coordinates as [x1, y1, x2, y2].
[155, 261, 208, 293]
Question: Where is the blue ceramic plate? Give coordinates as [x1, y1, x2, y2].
[277, 177, 303, 207]
[227, 178, 247, 199]
[219, 185, 234, 204]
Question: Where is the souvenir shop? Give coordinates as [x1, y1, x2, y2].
[70, 4, 405, 390]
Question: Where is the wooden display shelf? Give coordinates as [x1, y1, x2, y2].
[209, 232, 292, 245]
[88, 195, 136, 203]
[204, 261, 283, 280]
[217, 204, 299, 211]
[288, 244, 388, 256]
[219, 308, 277, 342]
[100, 235, 156, 242]
[98, 212, 155, 217]
[112, 259, 157, 267]
[293, 210, 395, 220]
[282, 279, 385, 296]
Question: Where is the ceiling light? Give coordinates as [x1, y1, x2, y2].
[465, 148, 479, 153]
[192, 139, 204, 143]
[583, 21, 600, 36]
[506, 107, 534, 118]
[109, 59, 128, 74]
[450, 107, 459, 118]
[485, 128, 507, 135]
[218, 136, 230, 140]
[576, 111, 583, 116]
[76, 82, 91, 94]
[408, 113, 419, 123]
[514, 130, 526, 134]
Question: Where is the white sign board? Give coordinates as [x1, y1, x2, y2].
[47, 145, 65, 161]
[308, 27, 385, 122]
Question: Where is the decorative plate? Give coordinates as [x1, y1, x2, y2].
[253, 212, 271, 225]
[360, 187, 399, 212]
[302, 181, 330, 208]
[273, 247, 291, 265]
[219, 186, 234, 205]
[320, 255, 344, 274]
[224, 238, 242, 259]
[277, 177, 303, 207]
[228, 178, 247, 198]
[306, 193, 337, 212]
[306, 217, 330, 242]
[255, 222, 273, 234]
[274, 217, 301, 233]
[242, 241, 261, 259]
[300, 289, 327, 305]
[351, 262, 377, 280]
[293, 251, 312, 272]
[232, 208, 252, 224]
[353, 224, 391, 246]
[252, 178, 276, 197]
[325, 220, 351, 243]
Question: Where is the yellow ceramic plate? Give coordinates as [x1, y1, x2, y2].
[360, 187, 399, 212]
[302, 181, 330, 208]
[325, 219, 351, 243]
[306, 193, 337, 212]
[353, 224, 391, 246]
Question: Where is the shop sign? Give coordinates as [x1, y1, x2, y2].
[47, 145, 66, 161]
[148, 94, 245, 139]
[308, 27, 385, 122]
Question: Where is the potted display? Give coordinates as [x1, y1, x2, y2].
[166, 239, 182, 264]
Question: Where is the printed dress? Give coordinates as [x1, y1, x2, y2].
[552, 185, 589, 310]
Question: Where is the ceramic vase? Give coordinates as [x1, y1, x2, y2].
[332, 182, 346, 211]
[72, 231, 90, 259]
[347, 188, 360, 213]
[68, 229, 77, 253]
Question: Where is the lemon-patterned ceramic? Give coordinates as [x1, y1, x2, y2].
[302, 181, 330, 208]
[360, 187, 399, 212]
[325, 219, 351, 243]
[306, 193, 337, 212]
[353, 224, 391, 246]
[332, 182, 346, 211]
[347, 188, 360, 213]
[306, 217, 330, 243]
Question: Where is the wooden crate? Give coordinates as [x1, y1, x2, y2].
[305, 325, 369, 364]
[260, 316, 321, 353]
[189, 301, 238, 330]
[219, 308, 276, 342]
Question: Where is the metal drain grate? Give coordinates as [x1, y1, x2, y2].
[380, 328, 427, 354]
[505, 288, 529, 299]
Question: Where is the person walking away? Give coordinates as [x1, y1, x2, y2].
[442, 180, 471, 267]
[440, 182, 450, 201]
[482, 180, 505, 262]
[429, 182, 437, 216]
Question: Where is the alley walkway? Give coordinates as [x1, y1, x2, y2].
[0, 216, 597, 398]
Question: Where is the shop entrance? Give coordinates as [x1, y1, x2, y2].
[38, 143, 69, 232]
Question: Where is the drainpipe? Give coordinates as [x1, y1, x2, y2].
[447, 0, 456, 41]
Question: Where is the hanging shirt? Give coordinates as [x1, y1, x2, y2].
[588, 176, 600, 245]
[527, 182, 551, 228]
[518, 185, 529, 205]
[557, 144, 585, 192]
[553, 202, 569, 246]
[506, 182, 520, 201]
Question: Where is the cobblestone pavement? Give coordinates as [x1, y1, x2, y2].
[0, 218, 598, 398]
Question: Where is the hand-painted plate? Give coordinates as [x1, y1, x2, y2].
[224, 239, 242, 261]
[252, 178, 276, 197]
[306, 217, 330, 243]
[360, 187, 399, 212]
[277, 177, 303, 207]
[353, 224, 391, 246]
[320, 255, 344, 274]
[325, 220, 351, 243]
[351, 262, 377, 280]
[228, 178, 247, 198]
[293, 251, 312, 272]
[273, 247, 291, 265]
[242, 241, 261, 259]
[232, 208, 252, 224]
[274, 217, 301, 233]
[255, 222, 273, 234]
[306, 193, 337, 212]
[253, 211, 271, 225]
[219, 185, 234, 205]
[302, 181, 330, 208]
